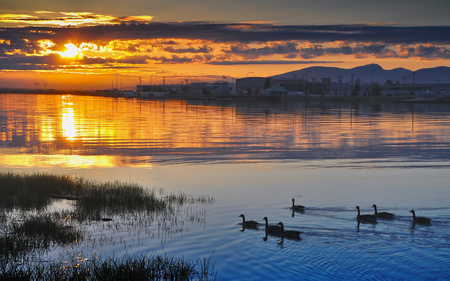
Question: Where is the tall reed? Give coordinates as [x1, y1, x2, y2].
[0, 171, 77, 210]
[0, 172, 216, 279]
[0, 254, 217, 280]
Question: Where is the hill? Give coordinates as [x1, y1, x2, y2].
[272, 64, 450, 85]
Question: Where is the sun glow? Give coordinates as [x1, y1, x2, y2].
[59, 43, 82, 58]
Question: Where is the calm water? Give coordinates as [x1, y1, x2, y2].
[1, 93, 450, 280]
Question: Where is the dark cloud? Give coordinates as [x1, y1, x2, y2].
[298, 44, 393, 59]
[2, 23, 450, 44]
[397, 45, 450, 59]
[0, 54, 60, 70]
[224, 42, 299, 59]
[209, 60, 342, 65]
[162, 45, 211, 54]
[1, 22, 450, 70]
[147, 55, 198, 64]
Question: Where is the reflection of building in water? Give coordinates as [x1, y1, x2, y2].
[381, 83, 450, 98]
[235, 77, 450, 98]
[236, 77, 344, 96]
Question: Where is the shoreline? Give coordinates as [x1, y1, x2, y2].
[1, 87, 450, 104]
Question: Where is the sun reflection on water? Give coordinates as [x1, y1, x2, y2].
[1, 93, 450, 169]
[62, 108, 76, 141]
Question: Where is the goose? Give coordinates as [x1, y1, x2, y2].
[372, 204, 395, 219]
[291, 198, 305, 212]
[410, 210, 431, 224]
[355, 206, 377, 222]
[277, 222, 302, 239]
[263, 217, 282, 234]
[239, 214, 259, 228]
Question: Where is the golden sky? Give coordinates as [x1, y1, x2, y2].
[1, 4, 450, 90]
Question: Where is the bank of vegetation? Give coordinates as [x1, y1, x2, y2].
[0, 172, 216, 280]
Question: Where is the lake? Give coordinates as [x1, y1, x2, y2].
[1, 93, 449, 280]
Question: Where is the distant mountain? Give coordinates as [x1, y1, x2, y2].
[272, 64, 450, 85]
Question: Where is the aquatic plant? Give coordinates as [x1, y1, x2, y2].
[0, 171, 213, 217]
[0, 172, 216, 279]
[0, 212, 82, 259]
[75, 180, 168, 215]
[0, 172, 77, 210]
[0, 254, 217, 280]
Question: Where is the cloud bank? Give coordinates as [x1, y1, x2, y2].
[1, 14, 450, 71]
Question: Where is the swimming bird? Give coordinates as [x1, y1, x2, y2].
[239, 214, 259, 228]
[263, 217, 282, 234]
[277, 222, 302, 239]
[410, 210, 431, 224]
[372, 204, 395, 219]
[291, 198, 305, 212]
[355, 206, 377, 222]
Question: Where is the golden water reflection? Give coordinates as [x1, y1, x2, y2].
[1, 93, 450, 168]
[0, 152, 118, 168]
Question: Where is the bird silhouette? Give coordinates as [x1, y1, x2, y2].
[239, 214, 259, 229]
[356, 206, 377, 222]
[410, 210, 431, 224]
[277, 222, 302, 240]
[263, 217, 282, 235]
[372, 204, 395, 219]
[291, 198, 305, 212]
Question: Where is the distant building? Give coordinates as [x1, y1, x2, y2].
[277, 78, 306, 92]
[236, 77, 277, 95]
[260, 86, 288, 97]
[190, 82, 209, 95]
[330, 82, 352, 96]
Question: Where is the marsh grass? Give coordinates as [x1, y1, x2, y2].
[0, 172, 216, 280]
[0, 212, 82, 259]
[0, 172, 77, 210]
[0, 254, 217, 280]
[75, 181, 168, 215]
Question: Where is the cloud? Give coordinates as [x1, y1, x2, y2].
[223, 42, 299, 59]
[209, 60, 342, 65]
[0, 54, 60, 70]
[1, 15, 450, 71]
[3, 21, 450, 44]
[0, 12, 152, 27]
[51, 23, 450, 44]
[162, 45, 211, 54]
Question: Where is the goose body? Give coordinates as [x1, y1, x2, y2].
[291, 198, 305, 212]
[372, 204, 395, 219]
[239, 214, 259, 228]
[410, 210, 431, 224]
[277, 222, 302, 239]
[356, 206, 377, 222]
[263, 217, 282, 234]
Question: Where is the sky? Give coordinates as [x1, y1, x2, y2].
[1, 0, 450, 90]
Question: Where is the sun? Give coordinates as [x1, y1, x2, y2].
[59, 43, 82, 58]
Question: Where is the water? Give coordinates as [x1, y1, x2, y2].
[0, 93, 449, 280]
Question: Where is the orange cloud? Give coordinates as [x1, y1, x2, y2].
[0, 11, 154, 28]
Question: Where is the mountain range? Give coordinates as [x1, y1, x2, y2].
[272, 64, 450, 85]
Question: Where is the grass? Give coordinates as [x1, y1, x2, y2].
[0, 172, 77, 210]
[0, 255, 217, 280]
[0, 171, 216, 280]
[0, 212, 83, 259]
[75, 181, 168, 215]
[0, 171, 213, 217]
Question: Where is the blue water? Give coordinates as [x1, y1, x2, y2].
[0, 94, 449, 280]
